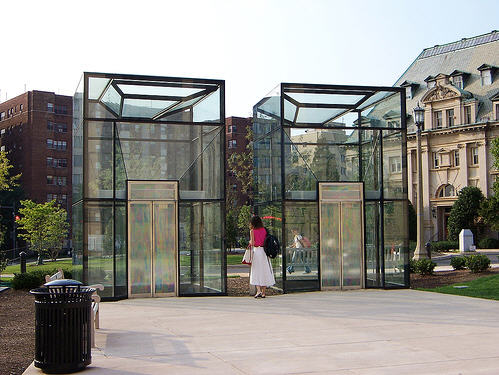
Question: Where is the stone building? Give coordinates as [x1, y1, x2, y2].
[396, 31, 499, 241]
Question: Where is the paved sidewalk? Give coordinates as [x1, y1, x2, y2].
[24, 289, 499, 375]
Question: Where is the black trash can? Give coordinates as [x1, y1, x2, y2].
[30, 279, 95, 374]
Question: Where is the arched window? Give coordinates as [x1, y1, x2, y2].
[437, 184, 455, 198]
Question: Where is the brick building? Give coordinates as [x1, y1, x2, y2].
[0, 91, 72, 248]
[225, 116, 252, 206]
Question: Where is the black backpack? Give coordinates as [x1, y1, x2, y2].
[263, 228, 280, 259]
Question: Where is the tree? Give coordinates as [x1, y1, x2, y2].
[17, 200, 69, 263]
[225, 209, 238, 252]
[237, 205, 253, 241]
[227, 125, 254, 202]
[447, 186, 484, 241]
[0, 151, 20, 191]
[480, 137, 499, 231]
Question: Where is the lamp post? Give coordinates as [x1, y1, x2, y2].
[413, 103, 428, 260]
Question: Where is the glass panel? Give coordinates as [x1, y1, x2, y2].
[283, 99, 297, 122]
[341, 202, 362, 287]
[86, 101, 118, 119]
[154, 202, 176, 294]
[320, 201, 341, 288]
[129, 182, 176, 200]
[71, 201, 83, 282]
[114, 132, 127, 199]
[365, 201, 381, 287]
[193, 87, 221, 123]
[86, 122, 113, 198]
[129, 202, 152, 295]
[254, 130, 282, 204]
[320, 183, 362, 201]
[259, 203, 283, 290]
[115, 202, 127, 297]
[159, 95, 204, 118]
[179, 202, 224, 295]
[117, 84, 204, 97]
[296, 107, 344, 124]
[383, 130, 405, 199]
[88, 77, 110, 100]
[179, 130, 222, 199]
[287, 92, 365, 105]
[384, 201, 408, 287]
[122, 98, 176, 118]
[359, 92, 402, 128]
[86, 203, 113, 297]
[284, 203, 319, 291]
[100, 85, 122, 116]
[362, 130, 382, 199]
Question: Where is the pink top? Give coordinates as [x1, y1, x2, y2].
[252, 228, 267, 247]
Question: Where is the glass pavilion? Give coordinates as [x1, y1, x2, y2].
[73, 72, 226, 299]
[253, 83, 409, 292]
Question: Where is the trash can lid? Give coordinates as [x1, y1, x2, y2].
[44, 279, 83, 287]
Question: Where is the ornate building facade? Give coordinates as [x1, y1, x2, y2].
[397, 31, 499, 241]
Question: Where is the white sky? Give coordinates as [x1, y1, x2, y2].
[1, 0, 498, 117]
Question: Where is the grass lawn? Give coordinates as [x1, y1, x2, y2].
[2, 259, 73, 275]
[418, 273, 499, 301]
[227, 254, 243, 265]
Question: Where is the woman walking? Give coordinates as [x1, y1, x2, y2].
[249, 215, 275, 298]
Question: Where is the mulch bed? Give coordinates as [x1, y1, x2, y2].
[0, 289, 35, 375]
[2, 270, 497, 375]
[410, 267, 499, 288]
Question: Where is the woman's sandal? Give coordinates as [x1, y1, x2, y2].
[261, 295, 266, 298]
[254, 293, 262, 298]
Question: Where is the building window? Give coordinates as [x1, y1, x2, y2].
[496, 103, 499, 121]
[433, 152, 439, 168]
[55, 105, 67, 114]
[47, 103, 54, 112]
[387, 120, 399, 128]
[20, 104, 23, 111]
[47, 139, 53, 149]
[464, 106, 472, 124]
[389, 156, 401, 173]
[438, 184, 455, 198]
[471, 147, 479, 165]
[434, 111, 442, 129]
[228, 125, 237, 133]
[57, 176, 67, 186]
[480, 69, 492, 86]
[47, 121, 54, 131]
[446, 109, 454, 127]
[0, 112, 5, 121]
[228, 140, 237, 149]
[453, 150, 460, 167]
[452, 75, 463, 89]
[47, 175, 54, 185]
[57, 123, 67, 133]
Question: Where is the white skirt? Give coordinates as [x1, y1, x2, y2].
[250, 247, 275, 287]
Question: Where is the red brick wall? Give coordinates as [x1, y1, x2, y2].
[225, 116, 252, 206]
[0, 91, 73, 242]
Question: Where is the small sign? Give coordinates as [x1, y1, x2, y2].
[453, 285, 469, 289]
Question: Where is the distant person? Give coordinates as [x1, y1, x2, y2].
[287, 229, 311, 274]
[249, 215, 275, 298]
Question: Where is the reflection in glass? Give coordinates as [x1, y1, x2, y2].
[384, 201, 408, 286]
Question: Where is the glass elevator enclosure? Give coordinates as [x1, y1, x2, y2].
[253, 83, 409, 293]
[72, 72, 226, 299]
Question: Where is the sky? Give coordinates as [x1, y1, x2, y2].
[0, 0, 498, 117]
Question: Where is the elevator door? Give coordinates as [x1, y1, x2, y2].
[128, 182, 178, 298]
[319, 183, 364, 290]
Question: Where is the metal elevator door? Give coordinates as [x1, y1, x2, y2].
[319, 183, 364, 290]
[128, 181, 178, 298]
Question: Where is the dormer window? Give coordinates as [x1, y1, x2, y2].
[477, 64, 495, 86]
[424, 76, 436, 89]
[400, 80, 419, 100]
[452, 75, 463, 89]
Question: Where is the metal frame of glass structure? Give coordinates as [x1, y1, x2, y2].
[253, 83, 409, 293]
[73, 72, 226, 300]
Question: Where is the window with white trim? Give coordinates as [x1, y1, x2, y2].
[446, 109, 454, 127]
[453, 150, 460, 167]
[434, 111, 442, 129]
[471, 147, 479, 165]
[432, 152, 440, 168]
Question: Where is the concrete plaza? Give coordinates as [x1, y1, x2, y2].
[24, 289, 499, 375]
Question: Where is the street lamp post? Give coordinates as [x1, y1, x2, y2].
[413, 104, 428, 260]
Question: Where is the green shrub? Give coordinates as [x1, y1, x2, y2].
[11, 268, 73, 290]
[415, 258, 436, 275]
[478, 238, 499, 249]
[430, 241, 459, 252]
[450, 256, 467, 270]
[409, 259, 417, 273]
[465, 254, 491, 273]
